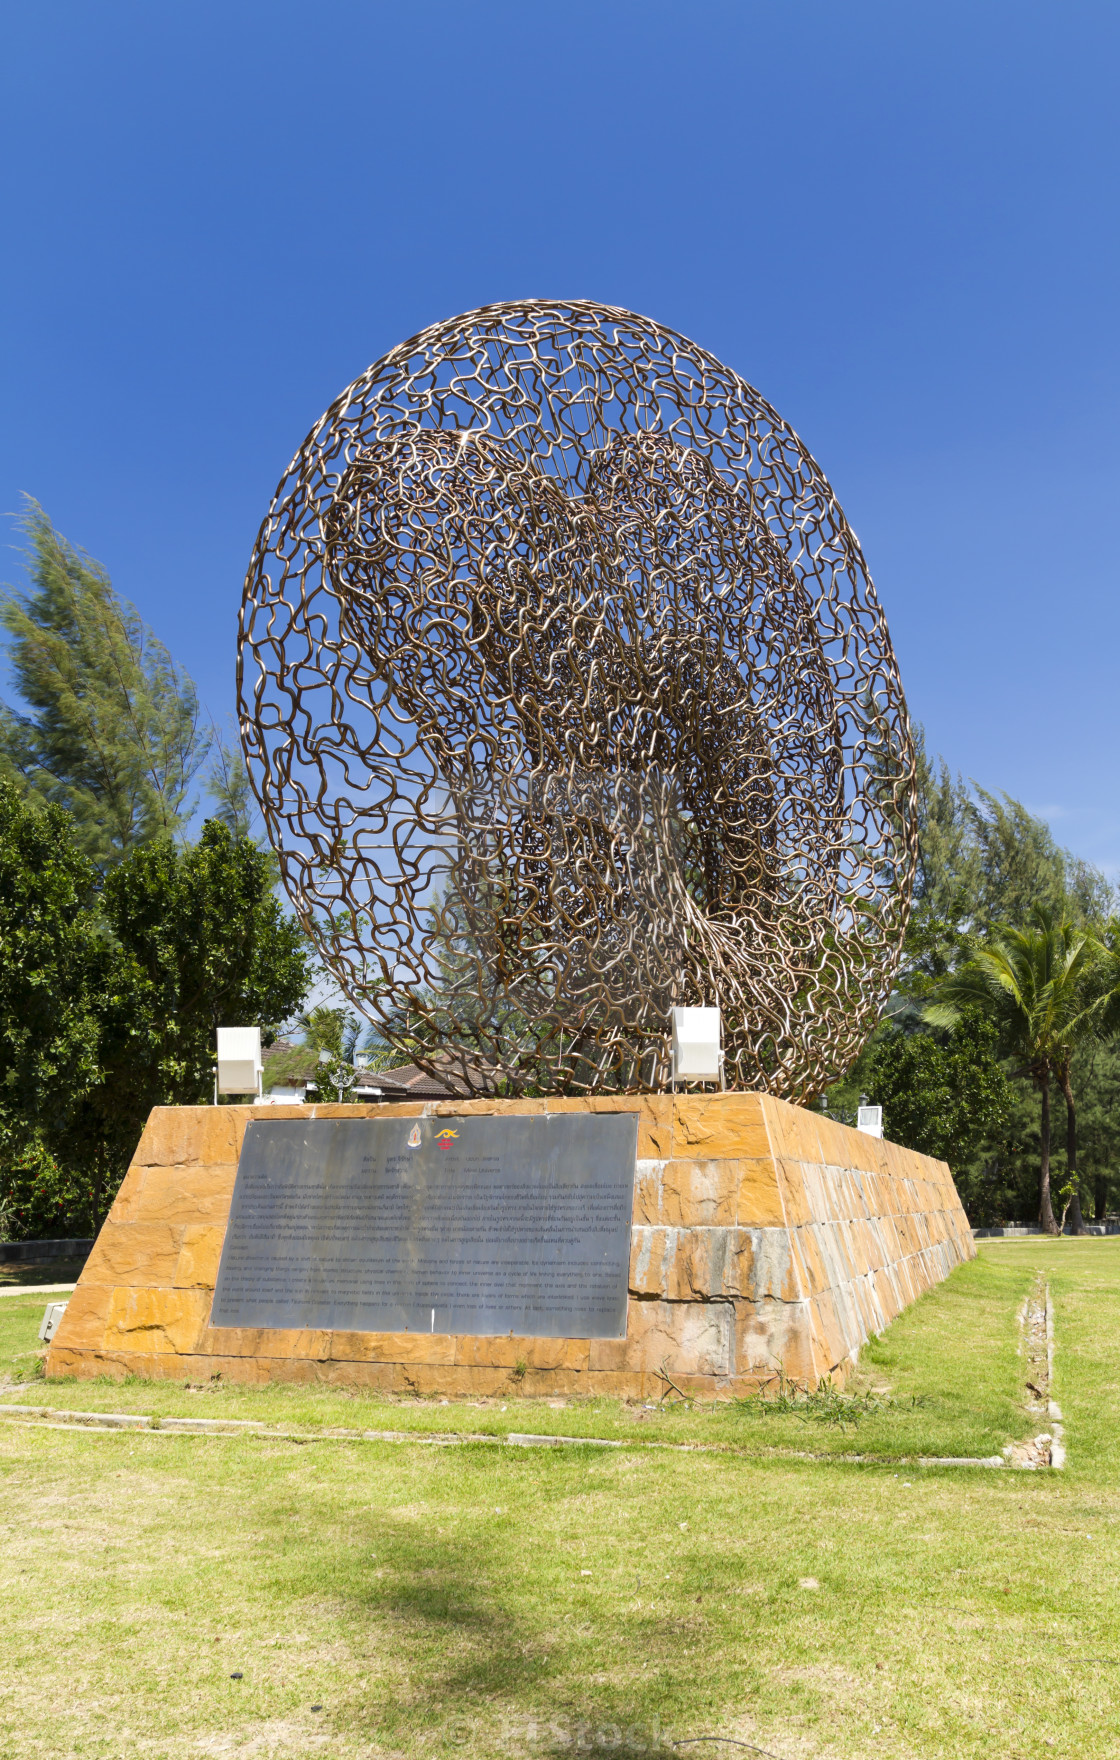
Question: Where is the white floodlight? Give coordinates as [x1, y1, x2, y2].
[39, 1300, 68, 1343]
[670, 1006, 723, 1083]
[856, 1104, 883, 1139]
[216, 1026, 263, 1098]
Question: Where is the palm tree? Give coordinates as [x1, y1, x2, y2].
[1083, 918, 1120, 1220]
[297, 1005, 358, 1061]
[295, 1004, 362, 1100]
[927, 907, 1100, 1234]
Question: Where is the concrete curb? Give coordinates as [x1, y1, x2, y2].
[0, 1402, 1057, 1469]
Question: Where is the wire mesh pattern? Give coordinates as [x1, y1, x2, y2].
[239, 300, 916, 1098]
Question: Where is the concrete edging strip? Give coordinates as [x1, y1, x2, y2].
[0, 1403, 1056, 1467]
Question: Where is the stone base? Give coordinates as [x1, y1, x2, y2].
[47, 1093, 975, 1397]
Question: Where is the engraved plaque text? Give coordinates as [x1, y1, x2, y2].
[210, 1112, 638, 1339]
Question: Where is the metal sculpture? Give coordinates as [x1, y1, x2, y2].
[239, 299, 916, 1099]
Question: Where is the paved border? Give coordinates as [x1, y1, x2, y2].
[0, 1403, 1057, 1467]
[2, 1274, 1066, 1469]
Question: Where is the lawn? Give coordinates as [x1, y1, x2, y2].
[0, 1239, 1118, 1759]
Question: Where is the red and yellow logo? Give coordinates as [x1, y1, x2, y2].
[436, 1128, 459, 1151]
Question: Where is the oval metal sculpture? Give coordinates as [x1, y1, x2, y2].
[239, 299, 917, 1099]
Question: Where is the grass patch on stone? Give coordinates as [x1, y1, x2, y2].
[1, 1241, 1120, 1756]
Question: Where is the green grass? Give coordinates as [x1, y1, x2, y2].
[0, 1248, 1045, 1459]
[1, 1240, 1119, 1758]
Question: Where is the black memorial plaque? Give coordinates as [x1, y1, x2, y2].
[210, 1112, 638, 1338]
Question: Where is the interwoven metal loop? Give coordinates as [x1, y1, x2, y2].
[239, 299, 916, 1098]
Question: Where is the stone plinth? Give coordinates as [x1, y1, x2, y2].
[46, 1094, 975, 1397]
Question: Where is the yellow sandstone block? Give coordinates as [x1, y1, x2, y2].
[772, 1157, 812, 1227]
[872, 1264, 905, 1325]
[109, 1161, 234, 1226]
[809, 1288, 852, 1374]
[589, 1298, 733, 1377]
[196, 1324, 332, 1360]
[189, 1352, 275, 1385]
[628, 1227, 667, 1295]
[46, 1281, 112, 1356]
[619, 1095, 675, 1159]
[101, 1159, 148, 1224]
[632, 1158, 739, 1227]
[82, 1221, 184, 1286]
[104, 1286, 211, 1354]
[593, 1094, 674, 1159]
[670, 1094, 770, 1161]
[294, 1102, 395, 1120]
[382, 1363, 523, 1398]
[632, 1160, 667, 1226]
[453, 1335, 591, 1371]
[173, 1225, 225, 1289]
[736, 1156, 786, 1227]
[813, 1113, 853, 1169]
[789, 1224, 829, 1296]
[669, 1229, 729, 1300]
[762, 1096, 823, 1163]
[633, 1225, 800, 1303]
[739, 1227, 802, 1301]
[134, 1105, 242, 1168]
[847, 1218, 874, 1276]
[329, 1331, 457, 1365]
[734, 1297, 815, 1382]
[47, 1347, 129, 1381]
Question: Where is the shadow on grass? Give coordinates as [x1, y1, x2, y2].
[0, 1257, 87, 1287]
[255, 1441, 776, 1758]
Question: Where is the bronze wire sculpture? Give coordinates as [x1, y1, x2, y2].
[239, 299, 917, 1100]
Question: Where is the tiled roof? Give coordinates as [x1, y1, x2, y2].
[360, 1062, 472, 1100]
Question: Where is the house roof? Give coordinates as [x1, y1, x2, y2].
[356, 1061, 473, 1100]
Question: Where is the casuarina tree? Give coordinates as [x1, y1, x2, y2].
[0, 502, 210, 866]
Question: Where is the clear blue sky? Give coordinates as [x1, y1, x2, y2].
[1, 3, 1117, 865]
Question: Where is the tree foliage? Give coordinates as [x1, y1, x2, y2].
[0, 794, 311, 1237]
[80, 819, 310, 1151]
[0, 508, 316, 1237]
[0, 782, 105, 1131]
[927, 908, 1100, 1232]
[206, 725, 257, 841]
[829, 732, 1120, 1226]
[863, 1010, 1012, 1176]
[903, 728, 1114, 995]
[0, 503, 210, 866]
[295, 1003, 363, 1097]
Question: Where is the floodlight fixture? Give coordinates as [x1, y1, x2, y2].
[671, 1006, 723, 1084]
[216, 1026, 263, 1099]
[856, 1104, 883, 1139]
